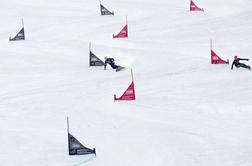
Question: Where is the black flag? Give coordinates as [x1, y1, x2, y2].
[100, 4, 114, 16]
[68, 133, 96, 155]
[89, 51, 105, 66]
[9, 27, 25, 41]
[67, 117, 96, 156]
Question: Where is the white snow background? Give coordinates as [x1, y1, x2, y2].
[0, 0, 252, 165]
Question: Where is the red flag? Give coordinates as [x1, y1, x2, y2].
[211, 50, 229, 64]
[114, 69, 135, 101]
[113, 24, 128, 38]
[190, 0, 204, 11]
[114, 81, 135, 101]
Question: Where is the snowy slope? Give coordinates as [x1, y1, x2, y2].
[1, 0, 252, 166]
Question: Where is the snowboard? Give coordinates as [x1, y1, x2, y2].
[244, 65, 251, 70]
[116, 66, 125, 72]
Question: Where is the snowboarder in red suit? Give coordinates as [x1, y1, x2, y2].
[231, 56, 251, 70]
[104, 56, 124, 71]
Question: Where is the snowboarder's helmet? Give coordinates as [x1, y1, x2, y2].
[104, 56, 108, 60]
[234, 56, 238, 59]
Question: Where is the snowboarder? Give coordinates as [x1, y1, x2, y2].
[231, 56, 251, 70]
[104, 56, 124, 72]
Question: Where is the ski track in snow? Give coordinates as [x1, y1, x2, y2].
[1, 0, 252, 166]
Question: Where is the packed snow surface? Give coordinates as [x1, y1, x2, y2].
[1, 0, 252, 165]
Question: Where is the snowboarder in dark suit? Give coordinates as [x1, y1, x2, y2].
[104, 56, 124, 71]
[231, 56, 251, 70]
